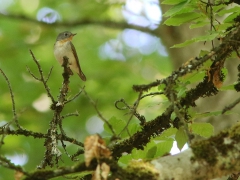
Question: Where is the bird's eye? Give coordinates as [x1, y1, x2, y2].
[64, 33, 68, 36]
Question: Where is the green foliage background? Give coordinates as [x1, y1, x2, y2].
[0, 1, 171, 179]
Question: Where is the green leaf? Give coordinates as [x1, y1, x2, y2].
[154, 127, 177, 140]
[164, 12, 200, 26]
[155, 141, 174, 157]
[131, 141, 155, 159]
[182, 71, 205, 83]
[103, 116, 126, 135]
[175, 127, 188, 151]
[128, 123, 141, 135]
[171, 39, 195, 48]
[193, 111, 222, 119]
[131, 148, 146, 159]
[146, 146, 157, 159]
[194, 32, 219, 41]
[118, 154, 132, 166]
[162, 0, 187, 5]
[223, 12, 240, 23]
[177, 84, 188, 98]
[217, 6, 240, 16]
[190, 122, 214, 138]
[190, 21, 209, 29]
[172, 32, 219, 48]
[215, 23, 232, 31]
[163, 1, 193, 17]
[220, 84, 235, 91]
[158, 83, 166, 91]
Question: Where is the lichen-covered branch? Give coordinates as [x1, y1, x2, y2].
[151, 123, 240, 180]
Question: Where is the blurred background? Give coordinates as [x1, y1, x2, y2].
[0, 0, 239, 179]
[0, 0, 173, 179]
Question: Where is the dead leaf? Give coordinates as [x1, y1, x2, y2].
[207, 61, 225, 88]
[84, 134, 111, 167]
[92, 164, 101, 180]
[14, 171, 24, 180]
[101, 163, 110, 180]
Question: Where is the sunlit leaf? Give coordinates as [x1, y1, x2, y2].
[177, 84, 188, 98]
[223, 12, 240, 23]
[158, 83, 166, 91]
[154, 127, 177, 141]
[118, 154, 132, 166]
[190, 122, 214, 138]
[182, 71, 205, 83]
[172, 32, 219, 48]
[128, 123, 141, 135]
[190, 21, 209, 29]
[171, 39, 195, 48]
[217, 6, 240, 16]
[220, 84, 235, 91]
[163, 1, 193, 17]
[161, 0, 187, 5]
[155, 140, 174, 157]
[146, 146, 157, 159]
[175, 127, 188, 151]
[164, 12, 200, 26]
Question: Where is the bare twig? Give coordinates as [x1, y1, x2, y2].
[65, 86, 85, 104]
[118, 92, 143, 136]
[46, 66, 54, 83]
[70, 148, 84, 161]
[0, 155, 28, 175]
[0, 123, 11, 149]
[26, 66, 41, 80]
[29, 50, 55, 103]
[83, 88, 117, 136]
[222, 96, 240, 114]
[115, 97, 146, 126]
[0, 68, 20, 129]
[62, 111, 79, 119]
[139, 92, 164, 100]
[59, 134, 84, 147]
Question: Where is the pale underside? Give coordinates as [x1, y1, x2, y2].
[54, 40, 81, 74]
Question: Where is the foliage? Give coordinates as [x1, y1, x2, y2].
[0, 0, 240, 179]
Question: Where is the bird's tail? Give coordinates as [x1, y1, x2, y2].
[78, 71, 86, 81]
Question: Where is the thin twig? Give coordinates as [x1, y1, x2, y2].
[29, 50, 55, 103]
[222, 96, 240, 114]
[70, 148, 84, 161]
[62, 111, 79, 119]
[59, 134, 84, 147]
[0, 68, 20, 129]
[26, 66, 41, 80]
[82, 88, 117, 136]
[118, 92, 143, 136]
[0, 155, 28, 175]
[46, 66, 54, 83]
[65, 86, 85, 104]
[139, 92, 164, 100]
[0, 123, 11, 148]
[115, 98, 146, 125]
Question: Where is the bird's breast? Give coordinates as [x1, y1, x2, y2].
[54, 41, 75, 65]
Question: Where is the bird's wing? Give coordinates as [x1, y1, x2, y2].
[70, 42, 86, 81]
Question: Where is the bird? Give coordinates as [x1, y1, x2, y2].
[54, 31, 86, 81]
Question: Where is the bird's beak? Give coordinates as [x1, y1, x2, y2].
[72, 33, 77, 36]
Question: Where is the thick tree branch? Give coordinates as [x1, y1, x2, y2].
[0, 13, 160, 37]
[151, 123, 240, 180]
